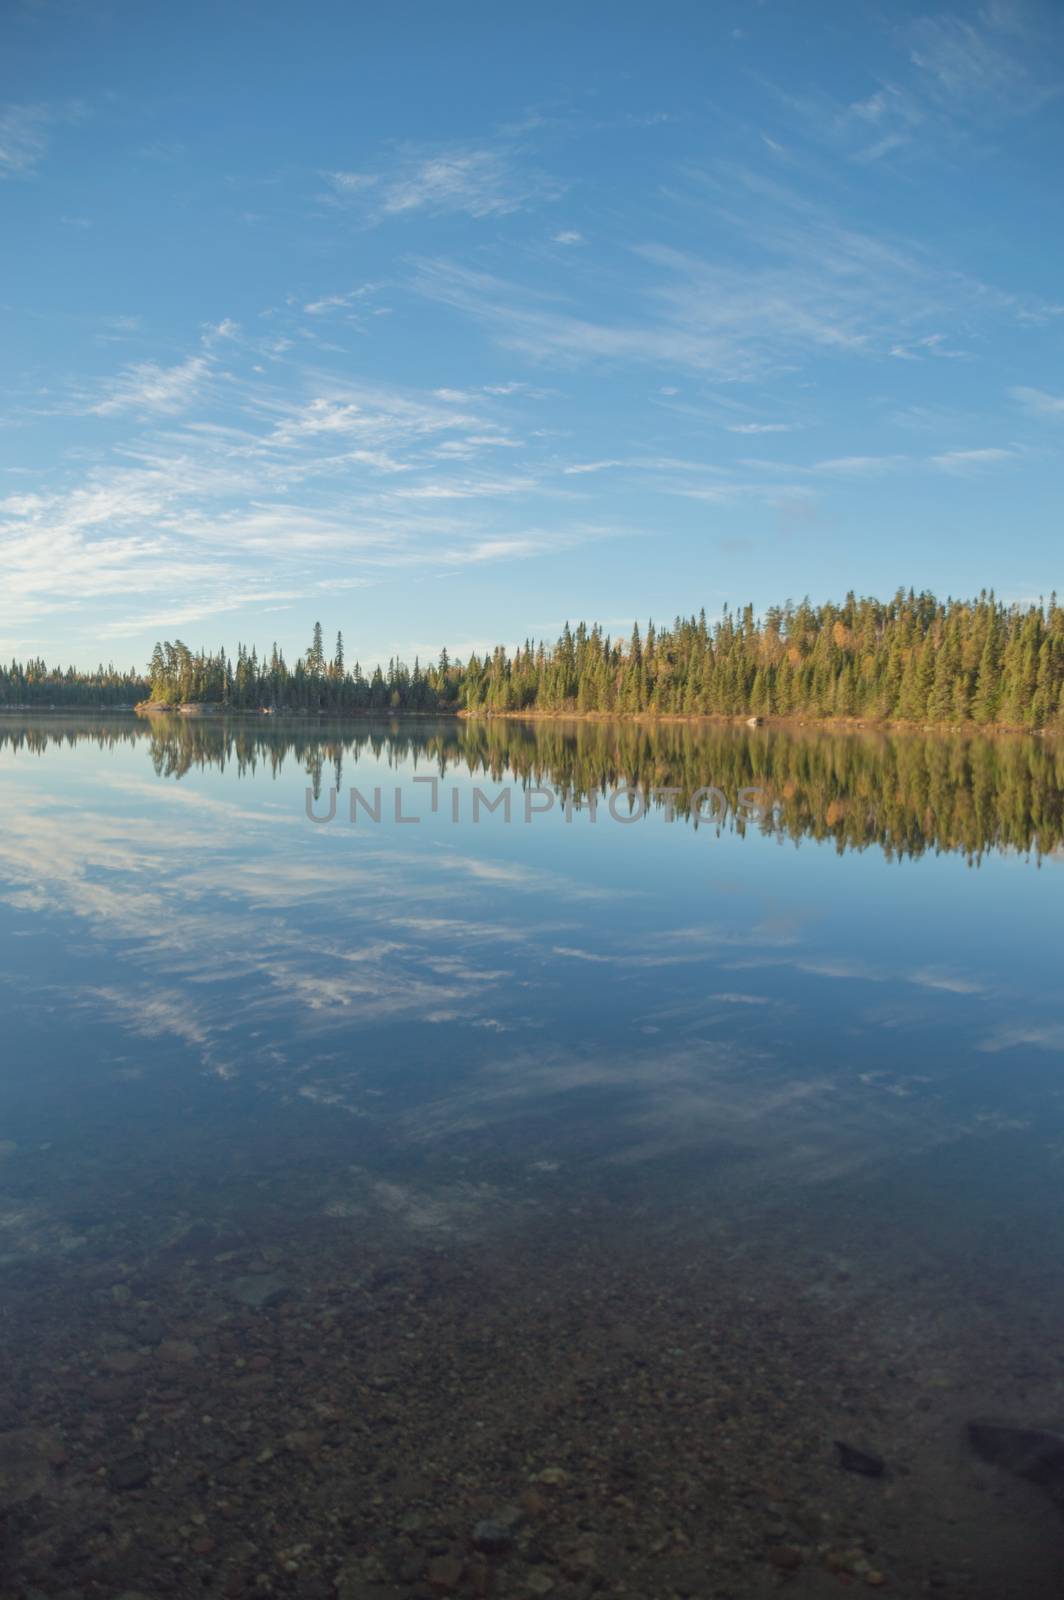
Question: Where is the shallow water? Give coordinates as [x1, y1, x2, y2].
[2, 714, 1064, 1598]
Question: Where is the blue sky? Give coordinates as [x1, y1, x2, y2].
[2, 0, 1063, 671]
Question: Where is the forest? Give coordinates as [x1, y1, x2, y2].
[0, 658, 149, 707]
[2, 590, 1063, 729]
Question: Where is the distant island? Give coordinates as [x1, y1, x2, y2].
[3, 590, 1062, 731]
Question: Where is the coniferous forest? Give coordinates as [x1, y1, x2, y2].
[3, 590, 1064, 729]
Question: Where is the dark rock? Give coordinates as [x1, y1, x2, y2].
[968, 1420, 1064, 1485]
[136, 1314, 167, 1346]
[108, 1455, 152, 1491]
[368, 1266, 404, 1291]
[472, 1519, 514, 1553]
[833, 1440, 885, 1477]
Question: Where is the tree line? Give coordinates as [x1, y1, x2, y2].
[0, 658, 148, 707]
[3, 590, 1064, 729]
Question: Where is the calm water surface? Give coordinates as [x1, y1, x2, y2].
[3, 716, 1063, 1244]
[2, 714, 1064, 1596]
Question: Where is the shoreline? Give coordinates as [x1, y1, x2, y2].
[0, 703, 1054, 737]
[457, 707, 1053, 737]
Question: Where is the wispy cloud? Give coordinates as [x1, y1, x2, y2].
[323, 144, 563, 223]
[977, 1022, 1064, 1053]
[413, 158, 1060, 384]
[303, 284, 380, 316]
[890, 332, 971, 361]
[931, 446, 1015, 472]
[811, 454, 908, 475]
[908, 967, 985, 995]
[0, 338, 612, 648]
[413, 256, 755, 375]
[672, 480, 817, 510]
[727, 422, 794, 434]
[845, 83, 926, 162]
[771, 5, 1060, 169]
[0, 101, 78, 178]
[83, 356, 212, 418]
[440, 536, 544, 565]
[2, 96, 92, 183]
[1010, 385, 1064, 418]
[716, 447, 1016, 484]
[99, 588, 303, 638]
[909, 12, 1030, 104]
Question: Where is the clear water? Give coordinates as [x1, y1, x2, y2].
[2, 714, 1064, 1596]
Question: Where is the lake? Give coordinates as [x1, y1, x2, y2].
[2, 714, 1064, 1598]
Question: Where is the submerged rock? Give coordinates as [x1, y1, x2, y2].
[157, 1337, 198, 1364]
[228, 1273, 292, 1310]
[525, 1572, 555, 1597]
[0, 1428, 65, 1509]
[108, 1454, 152, 1492]
[139, 1315, 167, 1344]
[101, 1349, 145, 1375]
[472, 1517, 516, 1553]
[968, 1420, 1064, 1486]
[834, 1440, 885, 1477]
